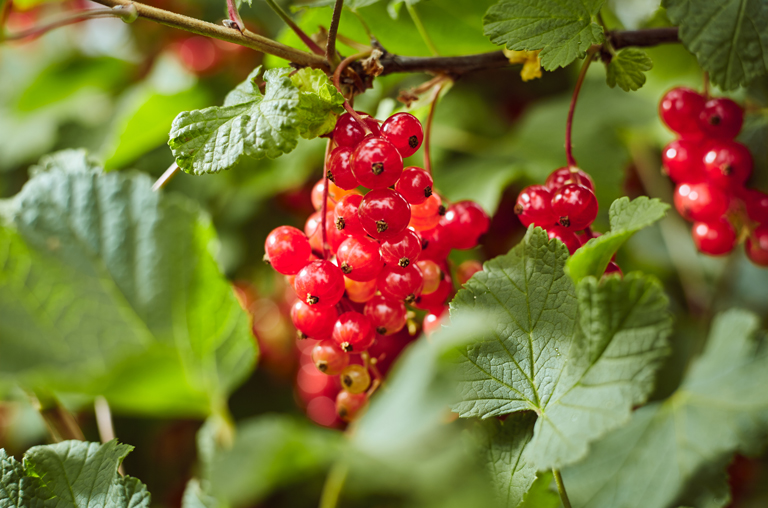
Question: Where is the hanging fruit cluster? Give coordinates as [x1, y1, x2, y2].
[264, 111, 490, 423]
[659, 88, 768, 265]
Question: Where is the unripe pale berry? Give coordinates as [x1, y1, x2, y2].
[340, 364, 371, 394]
[336, 390, 368, 421]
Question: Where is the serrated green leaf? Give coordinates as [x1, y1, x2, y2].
[564, 309, 767, 508]
[290, 67, 345, 139]
[663, 0, 768, 91]
[452, 227, 672, 470]
[0, 151, 256, 416]
[519, 471, 558, 508]
[483, 0, 605, 70]
[0, 449, 47, 508]
[567, 197, 669, 282]
[606, 47, 653, 91]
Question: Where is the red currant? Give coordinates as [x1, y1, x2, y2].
[456, 259, 482, 285]
[603, 261, 623, 277]
[327, 146, 359, 190]
[692, 218, 736, 256]
[336, 236, 384, 282]
[702, 140, 753, 189]
[419, 225, 452, 262]
[291, 300, 339, 340]
[305, 211, 344, 253]
[412, 274, 452, 313]
[547, 226, 581, 254]
[351, 137, 404, 189]
[673, 183, 729, 222]
[358, 188, 411, 241]
[380, 229, 421, 267]
[545, 167, 595, 193]
[659, 87, 706, 138]
[311, 339, 350, 375]
[332, 112, 380, 148]
[334, 194, 366, 237]
[698, 97, 743, 139]
[332, 311, 376, 352]
[395, 167, 433, 205]
[743, 189, 768, 223]
[340, 364, 371, 394]
[264, 226, 311, 275]
[551, 184, 598, 230]
[336, 390, 368, 421]
[294, 260, 345, 308]
[440, 201, 490, 249]
[423, 307, 447, 336]
[408, 193, 443, 231]
[311, 179, 335, 211]
[364, 294, 407, 335]
[344, 277, 377, 303]
[380, 112, 424, 158]
[377, 263, 424, 302]
[515, 185, 558, 228]
[746, 225, 768, 266]
[662, 139, 705, 183]
[417, 259, 442, 295]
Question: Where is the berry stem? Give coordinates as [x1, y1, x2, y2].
[151, 163, 180, 192]
[552, 469, 573, 508]
[333, 51, 374, 133]
[326, 0, 344, 67]
[225, 0, 244, 32]
[263, 0, 324, 55]
[423, 80, 446, 174]
[319, 461, 349, 508]
[565, 47, 597, 168]
[321, 140, 333, 260]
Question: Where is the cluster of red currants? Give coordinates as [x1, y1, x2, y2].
[264, 111, 489, 423]
[513, 167, 620, 274]
[659, 88, 768, 265]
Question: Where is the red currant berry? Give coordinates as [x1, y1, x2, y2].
[380, 229, 421, 267]
[364, 294, 407, 335]
[336, 390, 368, 421]
[334, 194, 366, 237]
[419, 225, 452, 262]
[456, 259, 482, 285]
[551, 184, 598, 230]
[305, 211, 345, 253]
[440, 201, 490, 250]
[662, 139, 705, 183]
[336, 236, 384, 282]
[358, 188, 411, 241]
[408, 193, 443, 231]
[344, 277, 377, 303]
[332, 311, 376, 352]
[545, 167, 595, 193]
[412, 274, 452, 313]
[423, 307, 448, 336]
[673, 183, 729, 222]
[417, 259, 442, 295]
[659, 87, 706, 138]
[311, 179, 336, 211]
[692, 218, 736, 256]
[746, 225, 768, 266]
[603, 261, 623, 277]
[291, 300, 339, 340]
[515, 185, 558, 228]
[311, 339, 350, 375]
[395, 167, 433, 205]
[547, 225, 581, 254]
[332, 112, 380, 148]
[698, 97, 743, 139]
[702, 140, 753, 189]
[264, 226, 311, 275]
[743, 189, 768, 223]
[377, 263, 424, 303]
[294, 260, 345, 308]
[351, 137, 404, 189]
[381, 112, 424, 158]
[340, 364, 371, 394]
[327, 147, 359, 190]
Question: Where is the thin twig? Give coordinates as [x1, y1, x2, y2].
[263, 0, 324, 55]
[152, 162, 179, 192]
[2, 7, 130, 41]
[423, 80, 446, 174]
[333, 52, 373, 133]
[565, 47, 597, 168]
[95, 397, 125, 475]
[320, 139, 332, 259]
[552, 469, 573, 508]
[326, 0, 344, 67]
[225, 0, 244, 32]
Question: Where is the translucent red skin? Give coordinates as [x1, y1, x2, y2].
[674, 183, 729, 222]
[332, 311, 376, 352]
[546, 226, 581, 254]
[336, 236, 384, 282]
[311, 339, 350, 375]
[659, 87, 706, 138]
[545, 167, 595, 193]
[305, 211, 345, 253]
[515, 185, 558, 228]
[423, 307, 448, 336]
[702, 140, 753, 189]
[396, 167, 433, 205]
[327, 147, 358, 190]
[419, 225, 452, 262]
[662, 139, 705, 183]
[409, 193, 442, 231]
[336, 390, 368, 421]
[367, 327, 417, 375]
[440, 201, 490, 250]
[377, 263, 424, 301]
[291, 300, 339, 340]
[603, 261, 623, 277]
[334, 194, 366, 237]
[358, 188, 411, 241]
[417, 259, 442, 294]
[311, 179, 335, 211]
[363, 294, 407, 335]
[692, 219, 736, 256]
[742, 189, 768, 223]
[351, 137, 404, 189]
[746, 225, 768, 266]
[698, 98, 744, 139]
[380, 229, 422, 266]
[381, 112, 424, 158]
[294, 260, 345, 308]
[412, 275, 453, 314]
[550, 184, 598, 231]
[265, 226, 311, 275]
[332, 112, 381, 148]
[456, 259, 482, 286]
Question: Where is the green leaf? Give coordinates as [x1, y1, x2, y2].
[519, 471, 559, 508]
[483, 0, 605, 70]
[182, 479, 220, 508]
[663, 0, 768, 90]
[0, 150, 256, 416]
[452, 227, 672, 470]
[567, 197, 670, 282]
[606, 47, 653, 91]
[564, 309, 767, 508]
[290, 67, 346, 139]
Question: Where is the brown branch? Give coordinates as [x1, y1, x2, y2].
[608, 27, 679, 49]
[326, 0, 343, 67]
